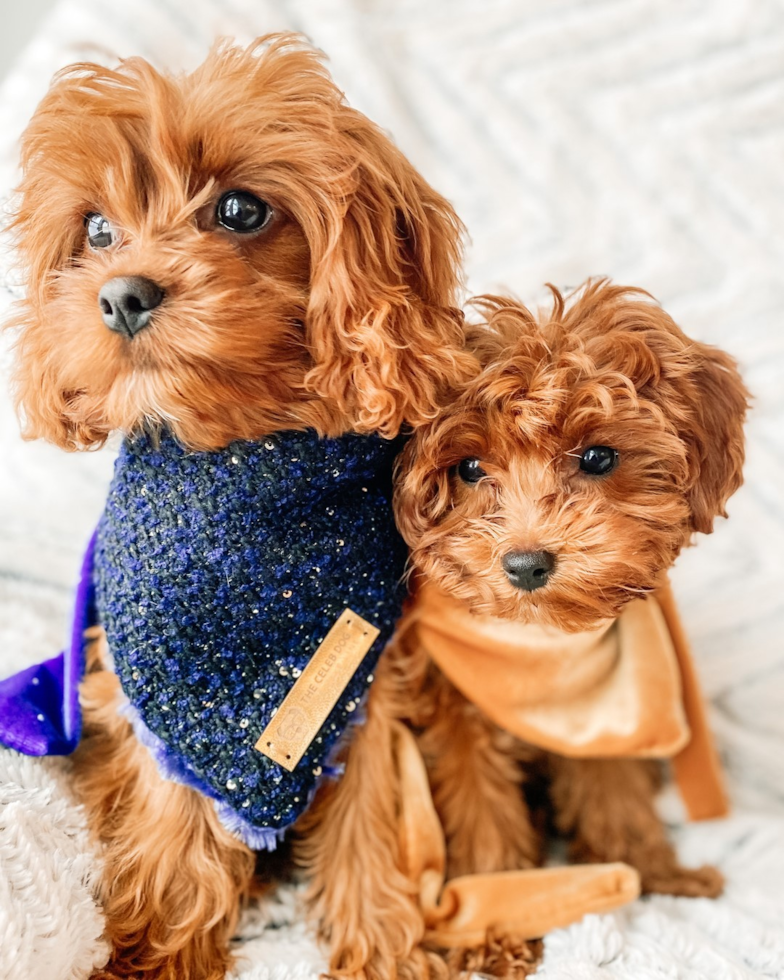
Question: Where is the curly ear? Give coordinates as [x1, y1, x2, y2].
[303, 119, 472, 436]
[392, 411, 473, 554]
[393, 437, 443, 548]
[685, 343, 749, 534]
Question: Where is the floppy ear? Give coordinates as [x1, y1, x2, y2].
[303, 120, 471, 436]
[685, 343, 749, 534]
[7, 64, 118, 449]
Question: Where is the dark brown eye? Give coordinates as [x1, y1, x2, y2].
[457, 458, 487, 484]
[579, 446, 619, 476]
[85, 212, 114, 249]
[217, 191, 272, 233]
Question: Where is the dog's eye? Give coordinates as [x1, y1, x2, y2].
[217, 191, 272, 233]
[85, 213, 114, 249]
[579, 446, 619, 476]
[457, 458, 487, 484]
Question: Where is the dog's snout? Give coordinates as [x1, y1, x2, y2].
[502, 550, 556, 592]
[99, 276, 163, 338]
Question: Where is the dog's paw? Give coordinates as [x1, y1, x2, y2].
[398, 947, 452, 980]
[91, 951, 231, 980]
[641, 862, 724, 898]
[446, 933, 543, 979]
[326, 945, 450, 980]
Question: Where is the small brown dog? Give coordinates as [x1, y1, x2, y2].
[309, 280, 748, 978]
[9, 35, 474, 980]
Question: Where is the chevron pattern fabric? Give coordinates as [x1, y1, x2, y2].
[1, 2, 783, 978]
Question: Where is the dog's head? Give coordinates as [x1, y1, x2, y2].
[9, 34, 470, 450]
[395, 281, 749, 631]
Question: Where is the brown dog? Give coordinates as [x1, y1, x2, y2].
[305, 281, 748, 978]
[8, 35, 475, 980]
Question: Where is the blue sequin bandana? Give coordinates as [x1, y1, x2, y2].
[90, 429, 407, 849]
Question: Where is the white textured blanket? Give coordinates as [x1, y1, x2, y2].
[1, 2, 784, 978]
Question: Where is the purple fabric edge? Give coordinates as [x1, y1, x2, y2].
[66, 529, 98, 745]
[0, 654, 68, 754]
[0, 532, 97, 756]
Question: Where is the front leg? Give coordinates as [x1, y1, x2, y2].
[417, 672, 542, 881]
[401, 637, 545, 980]
[295, 663, 447, 980]
[75, 632, 256, 979]
[549, 755, 723, 897]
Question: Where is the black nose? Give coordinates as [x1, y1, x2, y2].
[98, 276, 163, 337]
[502, 550, 556, 592]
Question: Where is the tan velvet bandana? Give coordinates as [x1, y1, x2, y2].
[408, 580, 728, 822]
[391, 581, 728, 948]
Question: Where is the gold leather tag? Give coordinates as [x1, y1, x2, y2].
[255, 608, 379, 771]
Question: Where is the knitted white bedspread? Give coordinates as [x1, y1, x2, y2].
[1, 2, 783, 978]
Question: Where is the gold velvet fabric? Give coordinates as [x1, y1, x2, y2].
[393, 581, 727, 946]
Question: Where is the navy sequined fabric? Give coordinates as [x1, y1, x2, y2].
[93, 429, 407, 847]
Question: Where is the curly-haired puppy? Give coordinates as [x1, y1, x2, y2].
[309, 281, 748, 978]
[8, 35, 474, 980]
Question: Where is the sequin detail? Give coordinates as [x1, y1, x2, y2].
[93, 429, 407, 844]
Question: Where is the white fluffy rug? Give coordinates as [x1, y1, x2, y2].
[2, 1, 784, 978]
